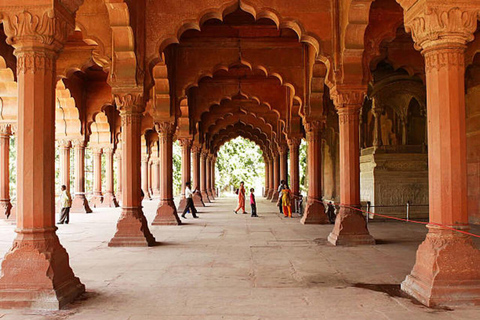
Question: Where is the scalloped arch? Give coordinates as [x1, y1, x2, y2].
[155, 0, 322, 61]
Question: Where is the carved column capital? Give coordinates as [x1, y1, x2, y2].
[103, 146, 114, 155]
[91, 146, 102, 155]
[155, 121, 176, 143]
[178, 138, 192, 149]
[191, 145, 202, 154]
[57, 139, 71, 148]
[0, 123, 12, 137]
[404, 5, 478, 51]
[71, 139, 85, 149]
[287, 137, 302, 150]
[331, 86, 366, 108]
[0, 6, 77, 52]
[114, 92, 144, 115]
[278, 144, 288, 156]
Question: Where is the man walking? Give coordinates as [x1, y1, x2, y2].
[181, 181, 199, 219]
[58, 185, 72, 224]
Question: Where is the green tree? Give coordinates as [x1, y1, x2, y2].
[216, 137, 265, 194]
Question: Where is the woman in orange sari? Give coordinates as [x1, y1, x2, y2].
[234, 181, 246, 214]
[282, 185, 292, 218]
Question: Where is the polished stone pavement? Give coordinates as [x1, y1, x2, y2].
[0, 195, 479, 319]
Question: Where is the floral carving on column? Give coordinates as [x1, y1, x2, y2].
[109, 91, 156, 246]
[0, 3, 85, 309]
[328, 86, 374, 245]
[399, 2, 480, 307]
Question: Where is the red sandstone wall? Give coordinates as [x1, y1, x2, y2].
[466, 85, 480, 224]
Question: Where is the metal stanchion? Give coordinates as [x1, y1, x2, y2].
[406, 201, 410, 221]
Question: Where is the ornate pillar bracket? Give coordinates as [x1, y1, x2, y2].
[301, 119, 329, 224]
[328, 86, 374, 246]
[0, 5, 85, 309]
[400, 4, 480, 307]
[152, 121, 181, 225]
[109, 91, 156, 247]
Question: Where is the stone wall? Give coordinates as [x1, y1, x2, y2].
[360, 147, 429, 219]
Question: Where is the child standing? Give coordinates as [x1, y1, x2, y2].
[250, 188, 258, 217]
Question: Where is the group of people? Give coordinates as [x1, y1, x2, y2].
[233, 179, 295, 218]
[233, 181, 258, 217]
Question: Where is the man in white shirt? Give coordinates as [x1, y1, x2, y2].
[58, 185, 72, 224]
[181, 181, 199, 219]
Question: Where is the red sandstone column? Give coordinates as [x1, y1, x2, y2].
[58, 140, 71, 191]
[206, 154, 214, 200]
[212, 156, 217, 197]
[271, 152, 280, 202]
[141, 155, 151, 200]
[177, 138, 192, 211]
[279, 145, 288, 186]
[0, 8, 85, 308]
[200, 150, 211, 203]
[0, 125, 12, 219]
[264, 157, 270, 197]
[267, 156, 274, 199]
[328, 89, 374, 245]
[102, 147, 118, 208]
[90, 147, 103, 207]
[400, 8, 480, 307]
[71, 140, 92, 213]
[109, 93, 155, 247]
[148, 160, 153, 196]
[115, 151, 122, 204]
[301, 121, 329, 224]
[152, 122, 181, 225]
[191, 145, 205, 206]
[288, 138, 301, 198]
[151, 159, 160, 198]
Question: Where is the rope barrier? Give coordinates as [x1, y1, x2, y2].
[317, 199, 480, 239]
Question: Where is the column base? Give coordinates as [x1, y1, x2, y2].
[401, 225, 480, 307]
[0, 200, 13, 219]
[264, 189, 269, 198]
[266, 189, 274, 200]
[152, 200, 181, 225]
[178, 197, 187, 212]
[328, 206, 375, 246]
[89, 194, 103, 208]
[70, 194, 92, 213]
[271, 192, 279, 202]
[0, 229, 85, 309]
[208, 190, 215, 200]
[301, 199, 329, 224]
[102, 193, 119, 208]
[201, 191, 211, 203]
[193, 193, 205, 207]
[109, 207, 156, 247]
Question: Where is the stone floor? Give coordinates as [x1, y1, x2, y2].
[0, 195, 479, 319]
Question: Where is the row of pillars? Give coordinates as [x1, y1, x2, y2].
[0, 7, 479, 309]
